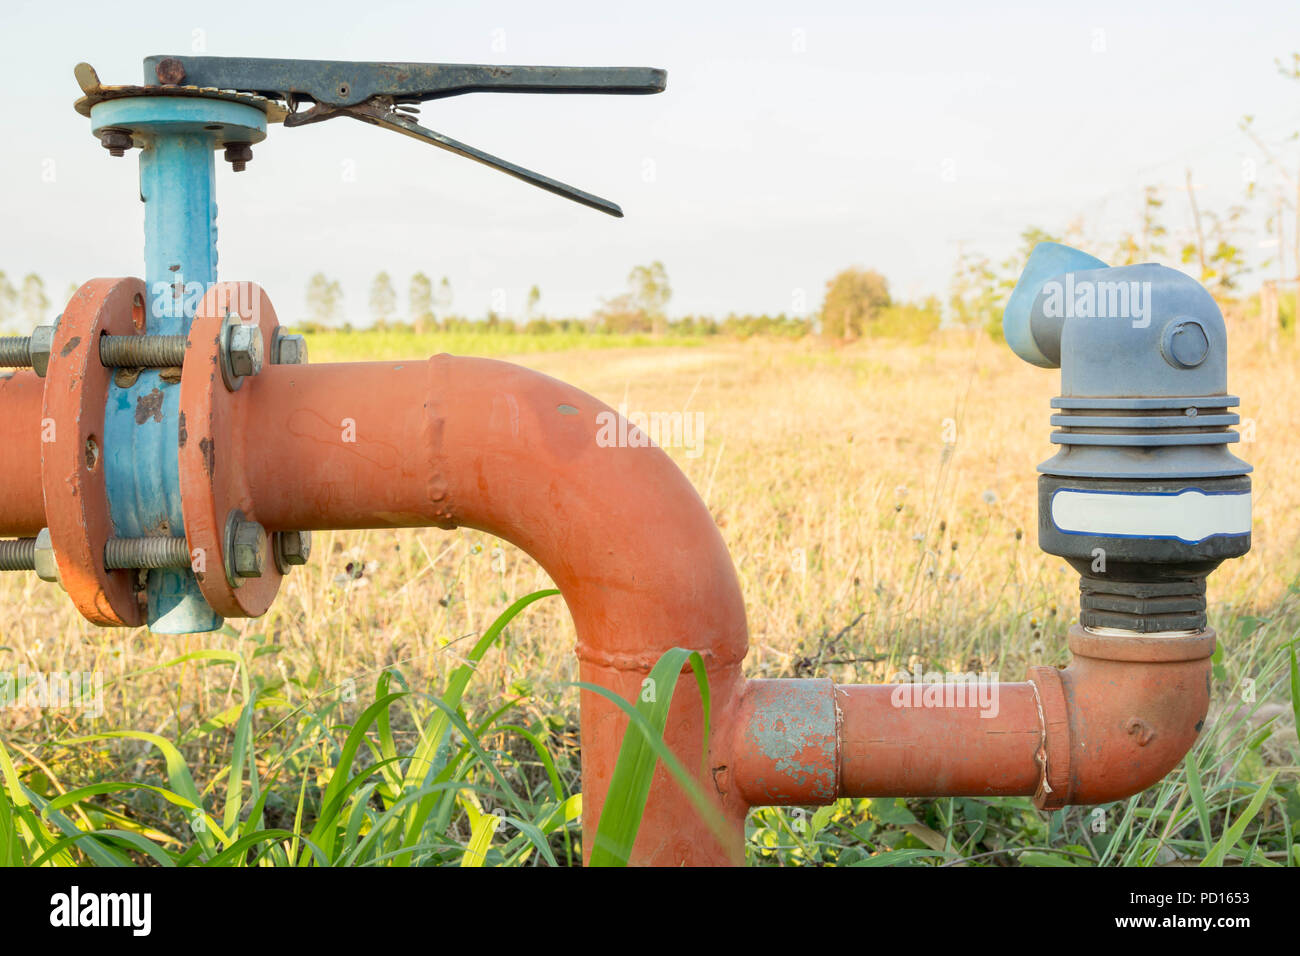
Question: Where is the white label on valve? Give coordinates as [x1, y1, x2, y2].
[1050, 488, 1251, 544]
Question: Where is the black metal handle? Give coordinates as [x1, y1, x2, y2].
[143, 55, 666, 107]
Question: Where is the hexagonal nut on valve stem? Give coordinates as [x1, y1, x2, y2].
[274, 531, 312, 573]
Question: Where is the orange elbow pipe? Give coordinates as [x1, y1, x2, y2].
[724, 625, 1212, 815]
[238, 356, 750, 864]
[0, 370, 47, 537]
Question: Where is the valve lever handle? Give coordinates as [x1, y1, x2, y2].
[286, 99, 625, 217]
[143, 56, 666, 106]
[140, 55, 664, 216]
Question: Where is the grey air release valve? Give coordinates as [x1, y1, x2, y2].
[1003, 242, 1251, 633]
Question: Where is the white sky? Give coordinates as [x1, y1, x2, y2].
[3, 0, 1300, 323]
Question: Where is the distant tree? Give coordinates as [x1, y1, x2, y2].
[306, 273, 343, 326]
[369, 272, 397, 325]
[526, 284, 541, 319]
[437, 277, 453, 314]
[1114, 186, 1168, 265]
[948, 251, 1000, 337]
[821, 267, 890, 339]
[409, 272, 434, 333]
[1182, 205, 1250, 294]
[628, 262, 671, 335]
[592, 292, 648, 333]
[21, 274, 48, 331]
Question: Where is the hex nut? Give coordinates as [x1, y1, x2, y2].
[231, 520, 267, 578]
[33, 528, 60, 584]
[225, 322, 264, 379]
[272, 331, 308, 366]
[29, 324, 56, 377]
[99, 128, 134, 157]
[274, 530, 312, 571]
[223, 142, 253, 172]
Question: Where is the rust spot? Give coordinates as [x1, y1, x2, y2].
[178, 411, 187, 448]
[199, 436, 215, 476]
[60, 335, 81, 357]
[134, 387, 165, 424]
[1124, 717, 1155, 747]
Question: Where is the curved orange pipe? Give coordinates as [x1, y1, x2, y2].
[239, 356, 750, 864]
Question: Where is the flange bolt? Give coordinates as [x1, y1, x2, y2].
[99, 128, 134, 157]
[231, 519, 268, 578]
[224, 143, 253, 172]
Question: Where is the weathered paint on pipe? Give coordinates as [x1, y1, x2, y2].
[0, 370, 46, 537]
[236, 355, 750, 864]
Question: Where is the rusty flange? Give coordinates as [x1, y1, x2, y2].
[178, 283, 283, 617]
[42, 278, 148, 627]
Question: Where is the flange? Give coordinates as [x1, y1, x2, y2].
[41, 278, 149, 626]
[178, 283, 284, 617]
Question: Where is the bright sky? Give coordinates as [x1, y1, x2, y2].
[3, 0, 1300, 323]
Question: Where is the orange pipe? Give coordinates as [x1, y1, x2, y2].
[6, 348, 1215, 862]
[723, 627, 1212, 815]
[836, 682, 1044, 797]
[239, 356, 750, 864]
[0, 370, 47, 537]
[235, 357, 1214, 861]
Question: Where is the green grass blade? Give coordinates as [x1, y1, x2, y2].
[582, 647, 726, 866]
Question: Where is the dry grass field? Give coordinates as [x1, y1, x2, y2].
[2, 324, 1298, 865]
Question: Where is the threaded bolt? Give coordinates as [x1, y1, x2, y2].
[0, 336, 31, 367]
[0, 538, 36, 571]
[99, 334, 187, 368]
[223, 143, 253, 172]
[104, 536, 191, 570]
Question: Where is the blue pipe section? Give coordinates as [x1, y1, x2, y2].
[89, 98, 265, 633]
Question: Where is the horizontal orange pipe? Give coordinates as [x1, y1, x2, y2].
[724, 627, 1213, 813]
[0, 370, 46, 537]
[837, 682, 1044, 797]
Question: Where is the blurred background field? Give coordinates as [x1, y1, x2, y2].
[2, 319, 1297, 866]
